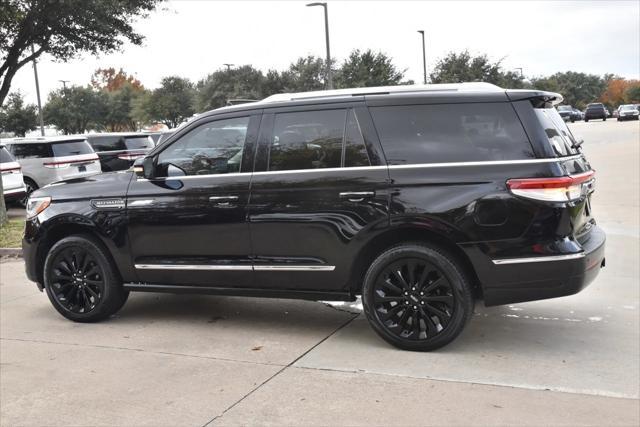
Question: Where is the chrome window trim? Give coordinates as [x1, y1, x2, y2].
[135, 156, 580, 182]
[492, 253, 585, 265]
[134, 264, 335, 271]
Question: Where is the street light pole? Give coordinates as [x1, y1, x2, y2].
[58, 80, 70, 90]
[306, 2, 333, 90]
[515, 67, 524, 78]
[417, 30, 427, 85]
[31, 45, 44, 136]
[223, 63, 234, 71]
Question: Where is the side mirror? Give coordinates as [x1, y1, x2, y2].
[133, 156, 155, 179]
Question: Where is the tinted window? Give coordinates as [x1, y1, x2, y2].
[344, 110, 370, 167]
[124, 136, 153, 150]
[0, 146, 14, 163]
[158, 116, 249, 176]
[88, 136, 126, 152]
[533, 108, 580, 156]
[269, 109, 346, 171]
[8, 143, 51, 159]
[51, 140, 94, 157]
[371, 103, 534, 164]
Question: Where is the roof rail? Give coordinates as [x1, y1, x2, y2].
[260, 82, 503, 104]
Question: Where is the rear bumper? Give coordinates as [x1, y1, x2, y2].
[3, 186, 26, 200]
[472, 225, 606, 306]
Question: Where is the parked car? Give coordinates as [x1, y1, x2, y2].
[22, 83, 605, 351]
[0, 144, 26, 202]
[617, 104, 640, 121]
[573, 108, 584, 121]
[557, 105, 581, 122]
[4, 136, 101, 205]
[584, 103, 607, 121]
[155, 130, 174, 147]
[85, 133, 154, 172]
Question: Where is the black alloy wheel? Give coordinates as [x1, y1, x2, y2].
[44, 235, 129, 322]
[362, 244, 473, 351]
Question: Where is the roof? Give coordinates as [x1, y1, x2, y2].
[1, 135, 89, 144]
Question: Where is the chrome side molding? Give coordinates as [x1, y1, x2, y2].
[492, 253, 585, 265]
[135, 264, 335, 271]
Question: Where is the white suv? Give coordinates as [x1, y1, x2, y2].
[3, 136, 101, 204]
[1, 144, 26, 202]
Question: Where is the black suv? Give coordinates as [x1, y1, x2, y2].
[584, 103, 607, 122]
[22, 83, 605, 351]
[85, 133, 154, 172]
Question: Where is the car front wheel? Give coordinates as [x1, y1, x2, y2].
[362, 243, 474, 351]
[44, 235, 129, 322]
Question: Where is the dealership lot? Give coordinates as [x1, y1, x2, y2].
[1, 120, 638, 425]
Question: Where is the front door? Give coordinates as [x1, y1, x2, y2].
[126, 113, 260, 287]
[249, 105, 390, 292]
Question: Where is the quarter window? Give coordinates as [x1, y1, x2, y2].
[370, 103, 534, 164]
[157, 117, 250, 176]
[269, 110, 346, 171]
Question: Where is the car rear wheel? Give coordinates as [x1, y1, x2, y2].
[362, 243, 474, 351]
[44, 235, 129, 322]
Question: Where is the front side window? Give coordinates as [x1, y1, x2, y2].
[371, 103, 534, 165]
[157, 117, 250, 176]
[269, 110, 346, 171]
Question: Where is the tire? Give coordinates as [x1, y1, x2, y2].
[585, 119, 589, 122]
[362, 243, 474, 351]
[603, 117, 606, 121]
[19, 178, 38, 207]
[44, 235, 129, 322]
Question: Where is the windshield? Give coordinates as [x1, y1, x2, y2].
[534, 108, 581, 157]
[0, 146, 14, 163]
[124, 136, 153, 150]
[621, 105, 637, 111]
[51, 140, 94, 157]
[557, 106, 572, 111]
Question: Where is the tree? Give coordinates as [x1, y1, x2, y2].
[43, 86, 108, 134]
[104, 83, 141, 131]
[91, 67, 144, 92]
[0, 0, 159, 106]
[283, 56, 329, 92]
[530, 72, 606, 109]
[196, 66, 264, 111]
[625, 84, 640, 103]
[430, 50, 524, 88]
[144, 76, 195, 129]
[0, 91, 37, 136]
[335, 49, 409, 88]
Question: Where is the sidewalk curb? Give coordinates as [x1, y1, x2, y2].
[0, 248, 23, 258]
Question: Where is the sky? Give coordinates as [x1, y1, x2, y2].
[8, 0, 640, 106]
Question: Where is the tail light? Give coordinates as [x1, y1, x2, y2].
[44, 154, 99, 169]
[117, 152, 146, 161]
[507, 170, 595, 202]
[0, 165, 21, 174]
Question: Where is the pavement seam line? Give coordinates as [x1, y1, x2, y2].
[202, 313, 360, 427]
[292, 365, 640, 400]
[0, 337, 286, 368]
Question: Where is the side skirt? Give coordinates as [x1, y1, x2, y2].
[122, 283, 356, 302]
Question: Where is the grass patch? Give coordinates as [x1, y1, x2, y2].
[0, 219, 24, 248]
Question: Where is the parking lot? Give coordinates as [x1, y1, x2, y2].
[1, 120, 638, 426]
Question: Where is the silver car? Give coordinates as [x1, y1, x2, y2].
[3, 136, 101, 204]
[1, 144, 26, 202]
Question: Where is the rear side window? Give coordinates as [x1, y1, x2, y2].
[370, 103, 534, 165]
[0, 147, 14, 163]
[124, 136, 153, 150]
[88, 136, 126, 152]
[8, 143, 52, 159]
[533, 108, 580, 157]
[51, 140, 94, 157]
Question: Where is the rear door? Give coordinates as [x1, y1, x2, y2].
[249, 103, 390, 291]
[126, 113, 260, 287]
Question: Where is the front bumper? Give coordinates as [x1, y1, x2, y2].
[476, 225, 606, 306]
[619, 114, 639, 121]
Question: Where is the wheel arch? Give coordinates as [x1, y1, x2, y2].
[348, 226, 482, 298]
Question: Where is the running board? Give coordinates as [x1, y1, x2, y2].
[123, 283, 355, 302]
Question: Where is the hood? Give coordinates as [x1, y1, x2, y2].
[33, 171, 134, 201]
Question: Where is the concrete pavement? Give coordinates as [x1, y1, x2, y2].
[1, 120, 638, 426]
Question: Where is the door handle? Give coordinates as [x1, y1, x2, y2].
[339, 191, 375, 202]
[209, 195, 239, 206]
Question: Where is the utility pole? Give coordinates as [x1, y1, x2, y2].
[515, 67, 524, 78]
[223, 63, 234, 71]
[59, 80, 70, 90]
[418, 30, 427, 84]
[31, 45, 44, 136]
[306, 2, 333, 90]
